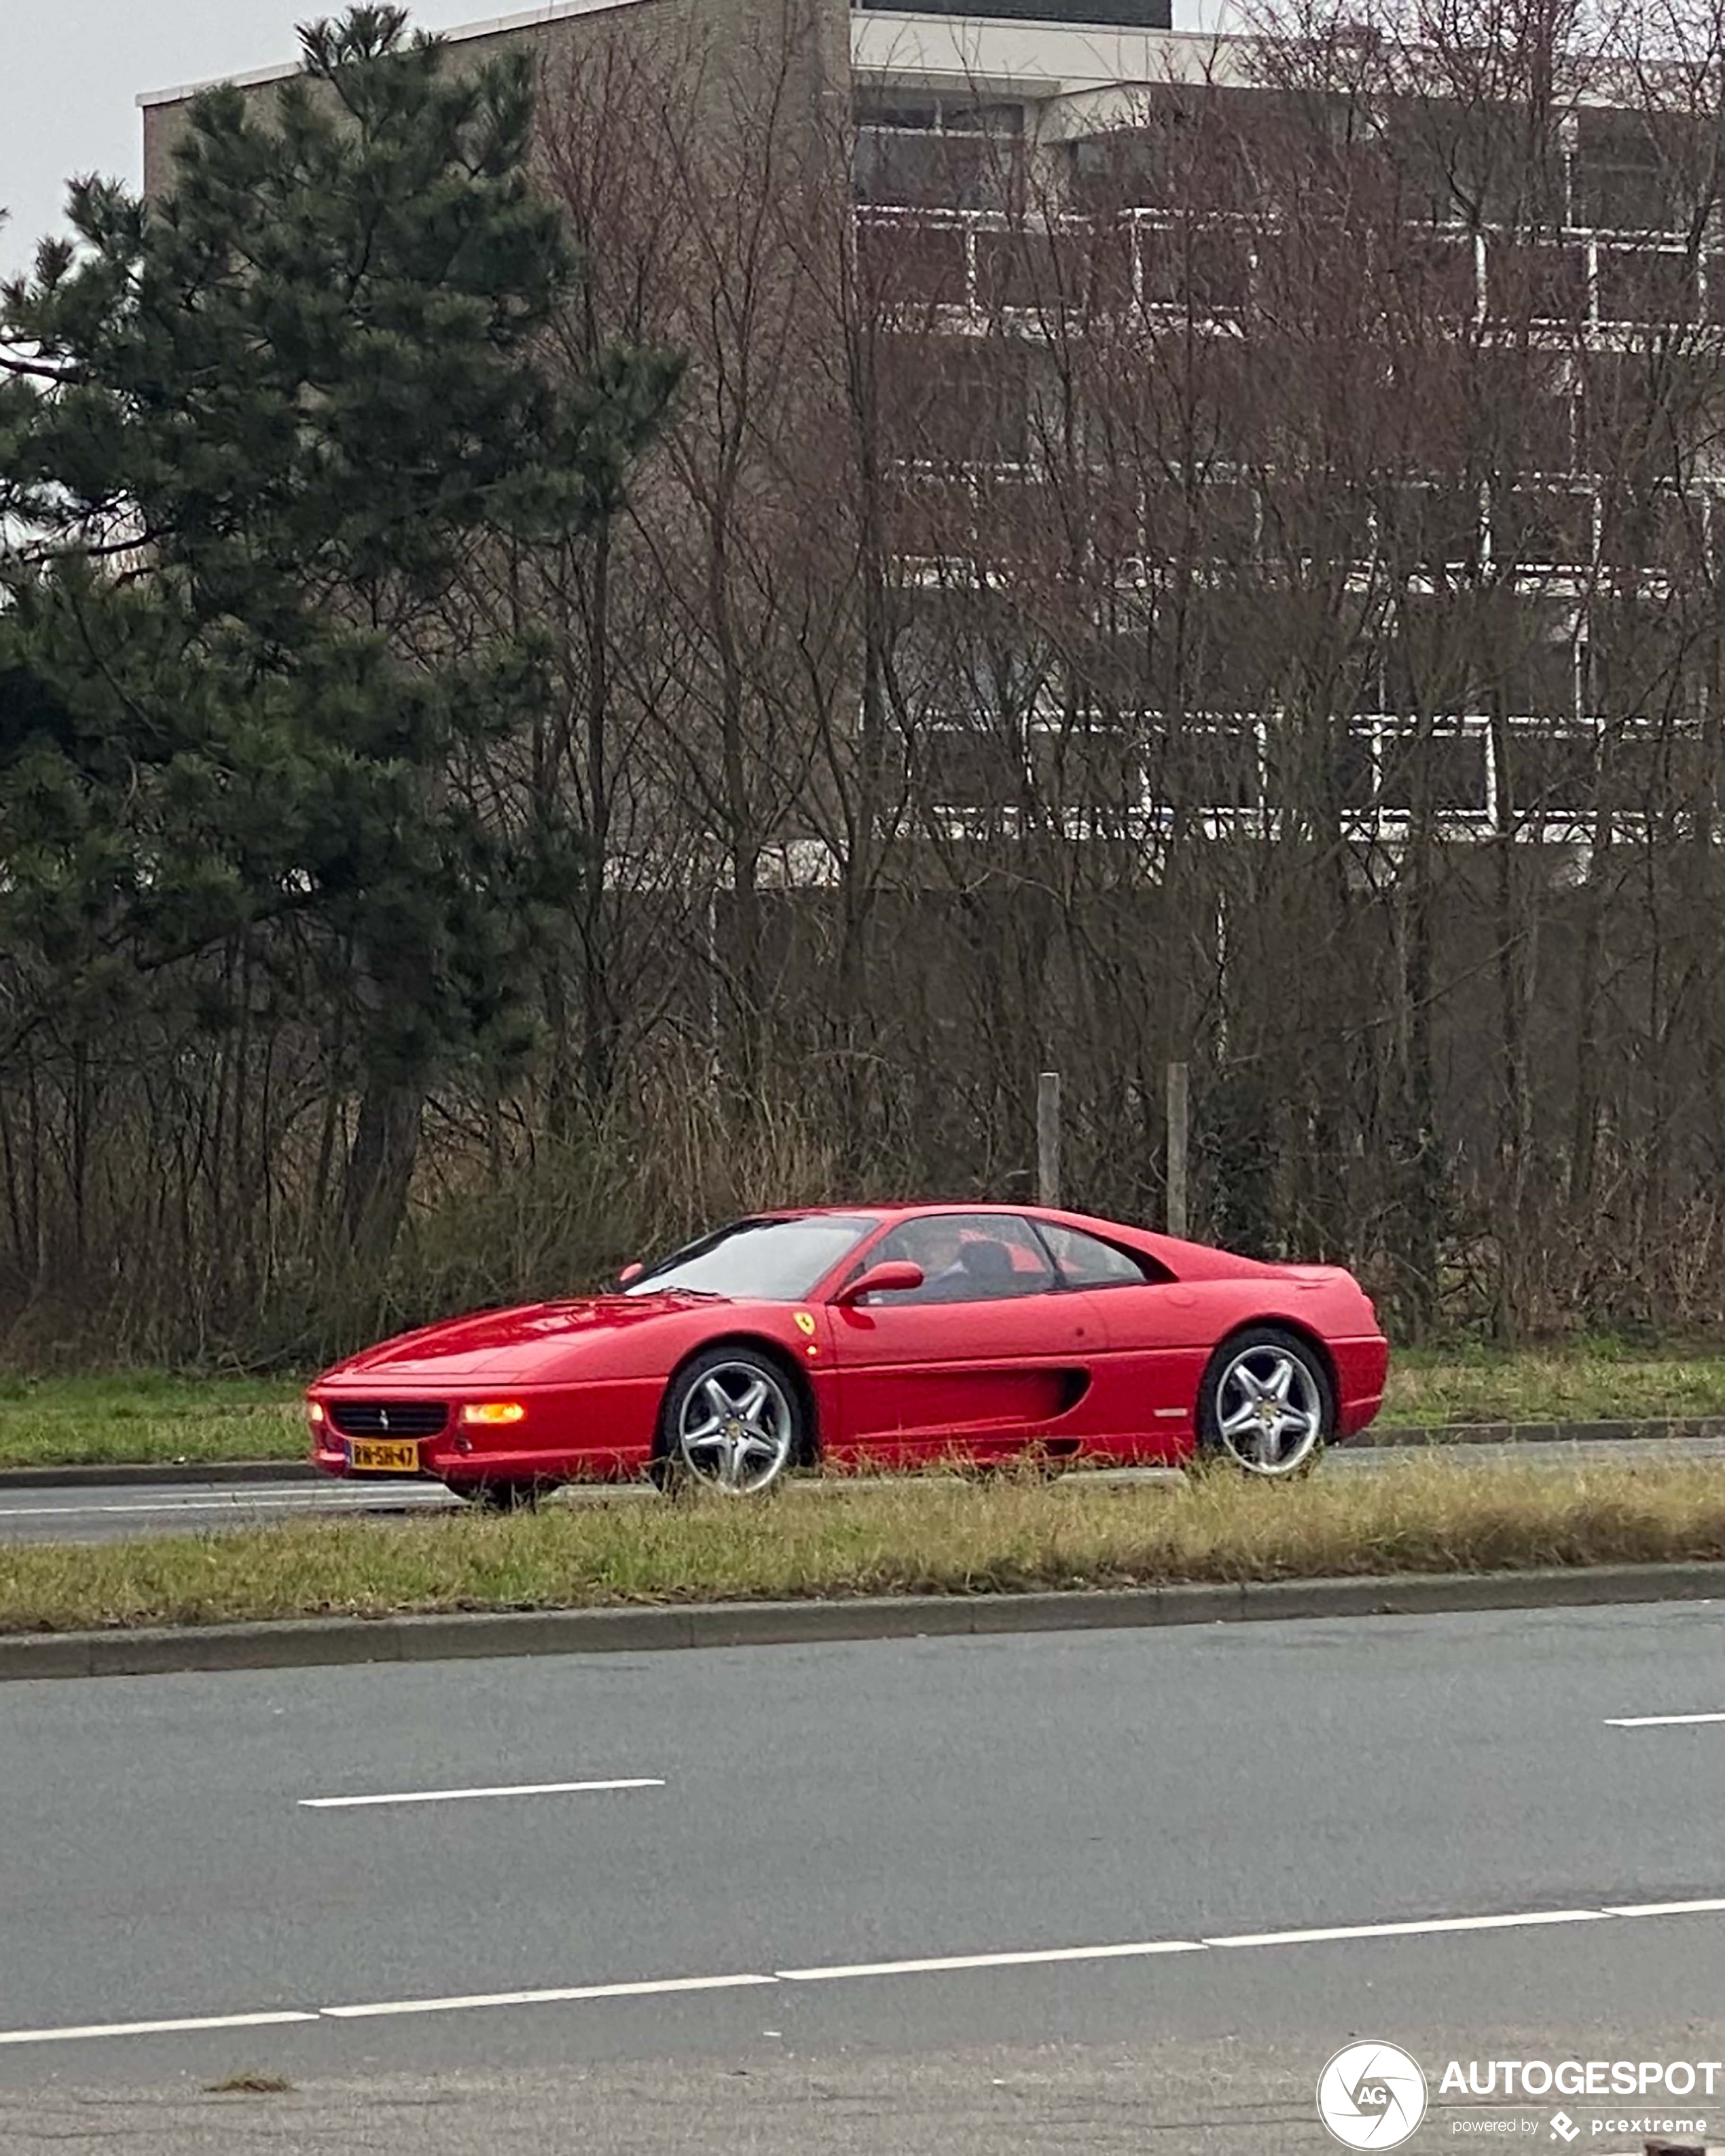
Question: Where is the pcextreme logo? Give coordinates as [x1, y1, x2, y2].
[1318, 2041, 1430, 2149]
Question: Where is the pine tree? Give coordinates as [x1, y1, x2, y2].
[0, 6, 681, 1257]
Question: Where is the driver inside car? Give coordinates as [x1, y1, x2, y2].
[876, 1218, 968, 1302]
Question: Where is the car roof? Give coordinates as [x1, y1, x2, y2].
[768, 1200, 1138, 1232]
[758, 1202, 1261, 1281]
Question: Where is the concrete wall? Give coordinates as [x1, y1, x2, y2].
[141, 0, 851, 203]
[849, 9, 1241, 97]
[856, 0, 1170, 24]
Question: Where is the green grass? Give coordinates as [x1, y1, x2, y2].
[0, 1375, 302, 1470]
[2, 1456, 1722, 1635]
[1381, 1340, 1725, 1426]
[2, 1336, 1725, 1471]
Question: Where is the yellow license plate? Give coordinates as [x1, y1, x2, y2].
[348, 1439, 420, 1473]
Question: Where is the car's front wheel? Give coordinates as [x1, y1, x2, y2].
[657, 1348, 804, 1496]
[1196, 1326, 1333, 1478]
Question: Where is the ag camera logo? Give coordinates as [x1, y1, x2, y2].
[1317, 2041, 1429, 2149]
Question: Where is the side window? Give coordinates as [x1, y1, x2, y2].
[869, 1213, 1057, 1302]
[1036, 1222, 1163, 1289]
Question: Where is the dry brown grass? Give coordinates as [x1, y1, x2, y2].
[4, 1455, 1723, 1635]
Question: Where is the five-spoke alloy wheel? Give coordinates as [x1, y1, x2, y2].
[1197, 1325, 1334, 1478]
[659, 1347, 805, 1496]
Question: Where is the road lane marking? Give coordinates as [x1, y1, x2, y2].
[321, 1973, 776, 2019]
[1603, 1897, 1725, 1917]
[0, 1495, 452, 1521]
[301, 1778, 664, 1809]
[4, 1895, 1724, 2047]
[776, 1940, 1207, 1981]
[1606, 1710, 1725, 1727]
[0, 2011, 316, 2047]
[1205, 1908, 1610, 1947]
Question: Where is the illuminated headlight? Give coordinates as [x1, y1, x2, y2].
[461, 1402, 527, 1426]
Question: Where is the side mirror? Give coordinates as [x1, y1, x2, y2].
[615, 1261, 645, 1288]
[835, 1260, 925, 1307]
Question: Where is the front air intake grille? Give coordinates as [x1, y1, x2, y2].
[329, 1401, 448, 1439]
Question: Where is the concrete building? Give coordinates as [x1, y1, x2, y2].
[141, 3, 1722, 845]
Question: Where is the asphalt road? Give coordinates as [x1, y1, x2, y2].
[3, 1432, 1724, 1546]
[1, 1603, 1723, 2153]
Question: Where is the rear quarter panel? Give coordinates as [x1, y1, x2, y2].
[1197, 1276, 1389, 1441]
[1085, 1272, 1386, 1456]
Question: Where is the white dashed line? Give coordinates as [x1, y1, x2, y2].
[3, 1896, 1721, 2049]
[301, 1778, 664, 1810]
[1602, 1897, 1725, 1918]
[1605, 1710, 1725, 1727]
[321, 1974, 776, 2019]
[776, 1940, 1207, 1981]
[0, 1495, 450, 1522]
[1203, 1908, 1612, 1948]
[0, 2011, 316, 2048]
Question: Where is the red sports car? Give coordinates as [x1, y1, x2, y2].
[306, 1206, 1388, 1503]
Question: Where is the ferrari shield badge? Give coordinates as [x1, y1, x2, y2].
[794, 1310, 816, 1336]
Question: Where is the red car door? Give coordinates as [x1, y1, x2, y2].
[1030, 1217, 1200, 1460]
[825, 1213, 1104, 1464]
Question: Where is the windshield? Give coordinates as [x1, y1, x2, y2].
[621, 1215, 881, 1301]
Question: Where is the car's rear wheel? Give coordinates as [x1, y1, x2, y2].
[657, 1348, 803, 1496]
[1196, 1326, 1333, 1478]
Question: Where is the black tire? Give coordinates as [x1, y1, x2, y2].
[1195, 1325, 1334, 1479]
[655, 1345, 807, 1497]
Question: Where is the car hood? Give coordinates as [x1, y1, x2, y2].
[316, 1294, 721, 1384]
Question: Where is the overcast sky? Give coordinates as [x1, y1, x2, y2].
[0, 0, 515, 280]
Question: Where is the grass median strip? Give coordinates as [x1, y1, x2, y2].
[0, 1375, 302, 1471]
[4, 1456, 1725, 1635]
[1385, 1340, 1725, 1427]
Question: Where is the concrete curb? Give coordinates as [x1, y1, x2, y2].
[0, 1460, 314, 1489]
[4, 1414, 1724, 1490]
[1366, 1414, 1725, 1448]
[2, 1560, 1720, 1685]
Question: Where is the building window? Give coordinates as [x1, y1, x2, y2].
[1595, 245, 1699, 325]
[1379, 97, 1565, 228]
[1375, 724, 1490, 813]
[1573, 109, 1697, 234]
[1490, 484, 1595, 569]
[856, 217, 970, 307]
[853, 90, 1023, 211]
[1504, 727, 1595, 814]
[1144, 721, 1262, 810]
[877, 336, 1031, 466]
[1485, 238, 1588, 325]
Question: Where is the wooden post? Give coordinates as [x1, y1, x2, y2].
[1036, 1071, 1061, 1209]
[1166, 1060, 1190, 1239]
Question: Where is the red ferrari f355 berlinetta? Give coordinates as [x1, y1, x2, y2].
[307, 1206, 1388, 1503]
